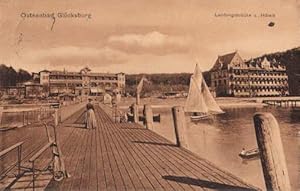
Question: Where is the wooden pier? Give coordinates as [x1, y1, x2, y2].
[1, 105, 258, 190]
[261, 97, 300, 108]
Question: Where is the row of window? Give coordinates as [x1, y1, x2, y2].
[232, 85, 287, 89]
[49, 82, 121, 88]
[48, 75, 119, 81]
[230, 73, 287, 77]
[233, 88, 287, 92]
[231, 80, 288, 84]
[90, 77, 117, 81]
[213, 80, 288, 87]
[42, 76, 49, 80]
[211, 71, 228, 79]
[232, 76, 288, 80]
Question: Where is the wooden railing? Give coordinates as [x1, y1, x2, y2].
[29, 141, 54, 190]
[0, 107, 54, 130]
[0, 142, 24, 179]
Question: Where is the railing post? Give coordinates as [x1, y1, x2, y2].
[22, 111, 25, 126]
[27, 111, 29, 125]
[17, 145, 22, 176]
[36, 110, 39, 122]
[143, 104, 153, 129]
[54, 109, 59, 127]
[292, 101, 295, 108]
[253, 112, 291, 191]
[29, 111, 31, 124]
[32, 161, 35, 191]
[172, 106, 188, 148]
[0, 107, 3, 126]
[37, 109, 41, 121]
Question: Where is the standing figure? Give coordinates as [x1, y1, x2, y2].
[86, 98, 97, 129]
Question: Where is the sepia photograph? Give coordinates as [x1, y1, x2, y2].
[0, 0, 299, 190]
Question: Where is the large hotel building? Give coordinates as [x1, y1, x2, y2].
[210, 51, 289, 97]
[36, 67, 125, 96]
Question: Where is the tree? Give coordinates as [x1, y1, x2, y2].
[0, 64, 32, 87]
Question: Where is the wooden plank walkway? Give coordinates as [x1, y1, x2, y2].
[1, 104, 259, 190]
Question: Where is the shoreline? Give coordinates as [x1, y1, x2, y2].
[117, 97, 267, 109]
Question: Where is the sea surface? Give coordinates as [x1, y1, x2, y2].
[148, 106, 300, 190]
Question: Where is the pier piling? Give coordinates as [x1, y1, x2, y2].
[136, 93, 140, 105]
[253, 112, 291, 191]
[132, 103, 139, 123]
[143, 104, 153, 129]
[172, 106, 188, 148]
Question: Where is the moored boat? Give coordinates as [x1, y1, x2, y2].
[190, 114, 211, 120]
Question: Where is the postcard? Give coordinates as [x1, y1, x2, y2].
[0, 0, 299, 190]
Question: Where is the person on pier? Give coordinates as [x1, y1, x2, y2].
[86, 98, 97, 129]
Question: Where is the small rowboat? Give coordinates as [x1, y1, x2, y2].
[239, 148, 260, 159]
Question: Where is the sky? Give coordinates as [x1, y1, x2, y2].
[0, 0, 299, 74]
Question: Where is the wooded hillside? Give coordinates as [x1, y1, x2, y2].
[0, 64, 32, 87]
[125, 72, 210, 96]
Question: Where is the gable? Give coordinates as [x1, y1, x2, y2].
[210, 51, 245, 71]
[228, 53, 245, 67]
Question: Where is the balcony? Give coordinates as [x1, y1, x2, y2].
[50, 79, 82, 83]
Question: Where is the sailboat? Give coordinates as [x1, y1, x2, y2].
[185, 64, 224, 121]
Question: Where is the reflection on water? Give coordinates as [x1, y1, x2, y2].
[151, 106, 299, 190]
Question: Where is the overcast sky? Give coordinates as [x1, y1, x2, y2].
[0, 0, 299, 74]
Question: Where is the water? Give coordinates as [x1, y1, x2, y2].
[150, 106, 300, 190]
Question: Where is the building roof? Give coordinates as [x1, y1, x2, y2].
[39, 68, 124, 77]
[218, 52, 237, 65]
[39, 70, 50, 73]
[210, 51, 240, 71]
[245, 56, 286, 70]
[19, 81, 42, 86]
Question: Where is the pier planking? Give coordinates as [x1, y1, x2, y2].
[1, 105, 258, 190]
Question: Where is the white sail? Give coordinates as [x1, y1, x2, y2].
[202, 77, 224, 114]
[185, 64, 224, 114]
